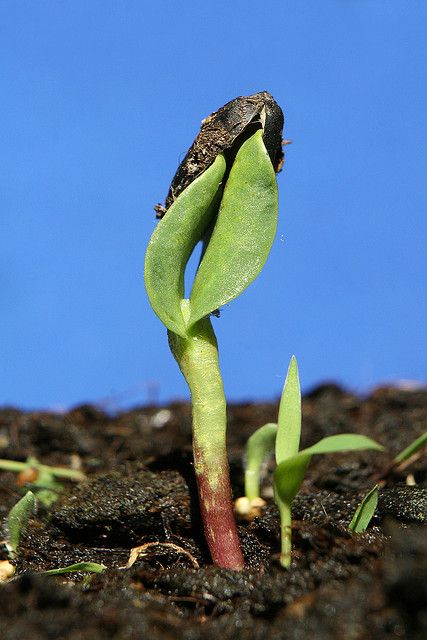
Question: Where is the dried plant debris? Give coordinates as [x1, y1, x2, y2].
[155, 91, 284, 217]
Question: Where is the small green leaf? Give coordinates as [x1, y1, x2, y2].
[301, 434, 383, 456]
[0, 459, 28, 472]
[189, 130, 278, 325]
[7, 491, 36, 554]
[145, 154, 226, 337]
[349, 485, 379, 532]
[41, 466, 86, 481]
[394, 431, 427, 464]
[274, 434, 382, 510]
[349, 484, 379, 533]
[275, 356, 301, 464]
[245, 423, 277, 500]
[0, 457, 85, 481]
[274, 453, 311, 506]
[42, 562, 106, 575]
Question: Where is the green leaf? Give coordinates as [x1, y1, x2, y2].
[31, 469, 64, 507]
[275, 356, 301, 464]
[274, 453, 311, 506]
[41, 466, 86, 481]
[7, 491, 36, 554]
[274, 434, 382, 508]
[245, 422, 277, 500]
[189, 130, 278, 325]
[0, 457, 85, 481]
[42, 562, 106, 575]
[349, 485, 379, 532]
[0, 459, 28, 472]
[144, 154, 226, 337]
[394, 431, 427, 464]
[301, 433, 384, 456]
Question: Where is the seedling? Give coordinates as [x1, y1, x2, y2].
[41, 562, 106, 576]
[349, 430, 427, 532]
[387, 430, 427, 469]
[6, 490, 36, 556]
[238, 357, 382, 567]
[0, 456, 85, 506]
[145, 92, 284, 569]
[349, 484, 380, 532]
[5, 490, 105, 577]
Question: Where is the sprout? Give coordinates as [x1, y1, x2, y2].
[0, 456, 85, 507]
[349, 430, 427, 533]
[144, 92, 284, 569]
[393, 431, 427, 465]
[239, 356, 383, 568]
[6, 491, 36, 556]
[41, 562, 106, 576]
[349, 484, 380, 533]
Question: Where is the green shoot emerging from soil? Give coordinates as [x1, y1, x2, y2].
[349, 430, 427, 532]
[0, 456, 85, 507]
[6, 491, 36, 556]
[349, 485, 380, 533]
[145, 92, 283, 569]
[239, 357, 383, 568]
[41, 562, 106, 576]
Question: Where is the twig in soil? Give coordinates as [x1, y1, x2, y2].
[123, 542, 200, 569]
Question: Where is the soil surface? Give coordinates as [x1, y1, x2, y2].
[0, 384, 426, 639]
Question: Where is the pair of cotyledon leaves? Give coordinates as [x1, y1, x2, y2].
[144, 130, 278, 337]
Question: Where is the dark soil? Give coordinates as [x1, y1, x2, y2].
[0, 384, 426, 639]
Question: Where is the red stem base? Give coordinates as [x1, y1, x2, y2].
[196, 463, 244, 570]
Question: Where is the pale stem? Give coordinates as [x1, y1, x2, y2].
[168, 311, 244, 570]
[278, 499, 292, 568]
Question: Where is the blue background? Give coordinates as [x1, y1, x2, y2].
[1, 1, 426, 410]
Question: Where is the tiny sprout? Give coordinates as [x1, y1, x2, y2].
[240, 356, 383, 568]
[393, 431, 427, 466]
[6, 490, 36, 556]
[145, 92, 284, 570]
[349, 485, 380, 533]
[349, 430, 426, 533]
[41, 562, 106, 576]
[0, 456, 85, 507]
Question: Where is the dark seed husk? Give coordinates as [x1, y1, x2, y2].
[155, 91, 284, 218]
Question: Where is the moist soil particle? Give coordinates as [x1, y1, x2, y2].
[0, 384, 426, 639]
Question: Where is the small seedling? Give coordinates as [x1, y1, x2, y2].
[238, 357, 382, 567]
[41, 562, 106, 576]
[6, 490, 36, 556]
[349, 430, 426, 532]
[349, 484, 380, 532]
[392, 431, 427, 466]
[0, 456, 85, 507]
[145, 92, 284, 569]
[5, 491, 106, 576]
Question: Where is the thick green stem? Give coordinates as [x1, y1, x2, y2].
[168, 305, 244, 569]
